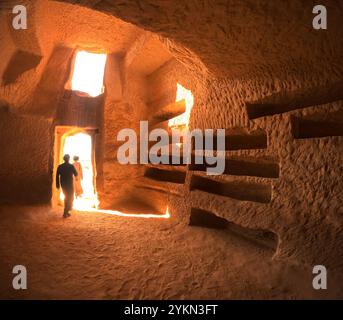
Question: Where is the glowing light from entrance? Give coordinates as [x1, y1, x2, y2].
[60, 132, 169, 219]
[80, 206, 171, 219]
[60, 132, 99, 210]
[71, 51, 107, 97]
[168, 83, 194, 129]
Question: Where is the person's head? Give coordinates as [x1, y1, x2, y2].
[63, 154, 70, 163]
[73, 155, 79, 162]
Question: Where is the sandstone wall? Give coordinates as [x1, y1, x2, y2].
[140, 9, 343, 274]
[189, 70, 343, 269]
[0, 0, 342, 271]
[99, 55, 148, 208]
[143, 38, 343, 270]
[0, 0, 145, 206]
[0, 110, 53, 204]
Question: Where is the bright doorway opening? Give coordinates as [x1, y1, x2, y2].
[54, 128, 99, 211]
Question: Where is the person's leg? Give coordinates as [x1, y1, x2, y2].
[75, 176, 83, 198]
[65, 188, 74, 215]
[62, 188, 73, 217]
[63, 190, 69, 217]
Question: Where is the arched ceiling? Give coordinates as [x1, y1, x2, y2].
[1, 0, 343, 97]
[55, 0, 343, 78]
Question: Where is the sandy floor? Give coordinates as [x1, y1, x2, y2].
[0, 205, 338, 299]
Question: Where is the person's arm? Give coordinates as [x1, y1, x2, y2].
[56, 167, 60, 189]
[79, 164, 83, 180]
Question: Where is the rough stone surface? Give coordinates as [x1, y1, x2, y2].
[2, 205, 341, 299]
[0, 111, 53, 204]
[0, 0, 342, 297]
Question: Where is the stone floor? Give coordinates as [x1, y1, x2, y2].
[0, 205, 339, 299]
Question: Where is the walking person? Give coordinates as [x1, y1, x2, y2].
[73, 155, 83, 198]
[56, 154, 78, 218]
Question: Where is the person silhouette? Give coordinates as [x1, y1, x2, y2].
[56, 154, 78, 218]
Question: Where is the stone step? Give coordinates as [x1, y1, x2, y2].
[190, 175, 271, 203]
[291, 116, 343, 139]
[189, 156, 279, 178]
[246, 81, 343, 119]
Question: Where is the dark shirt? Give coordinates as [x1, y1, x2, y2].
[56, 162, 78, 190]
